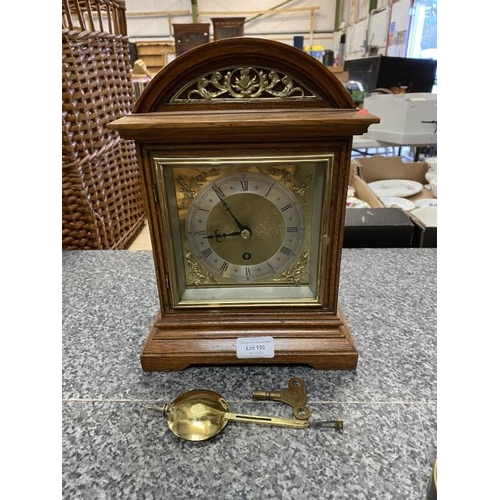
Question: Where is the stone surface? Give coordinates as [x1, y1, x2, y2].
[62, 249, 437, 499]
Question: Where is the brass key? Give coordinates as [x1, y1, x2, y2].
[252, 376, 311, 420]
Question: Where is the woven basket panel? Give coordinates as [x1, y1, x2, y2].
[62, 0, 145, 250]
[62, 138, 144, 249]
[62, 32, 135, 164]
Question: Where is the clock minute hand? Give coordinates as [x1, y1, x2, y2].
[213, 186, 247, 231]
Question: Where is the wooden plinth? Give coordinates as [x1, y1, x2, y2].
[140, 305, 358, 371]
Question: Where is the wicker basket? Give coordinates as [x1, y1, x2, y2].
[62, 0, 145, 249]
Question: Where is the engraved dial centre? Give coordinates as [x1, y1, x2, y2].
[207, 193, 284, 266]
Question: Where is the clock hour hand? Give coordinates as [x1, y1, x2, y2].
[204, 229, 242, 242]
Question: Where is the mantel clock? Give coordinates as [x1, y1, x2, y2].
[110, 38, 379, 371]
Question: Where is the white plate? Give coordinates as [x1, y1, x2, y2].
[346, 197, 371, 209]
[415, 198, 437, 209]
[368, 179, 423, 198]
[379, 196, 416, 211]
[411, 206, 437, 226]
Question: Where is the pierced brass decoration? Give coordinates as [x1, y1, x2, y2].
[292, 175, 313, 197]
[171, 67, 320, 102]
[266, 167, 313, 197]
[273, 250, 309, 284]
[175, 169, 218, 208]
[184, 251, 217, 285]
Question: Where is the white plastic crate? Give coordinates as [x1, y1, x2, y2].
[363, 93, 437, 145]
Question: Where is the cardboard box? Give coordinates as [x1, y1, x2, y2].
[352, 155, 435, 203]
[348, 170, 383, 208]
[352, 156, 437, 247]
[344, 208, 416, 248]
[326, 66, 349, 83]
[408, 207, 437, 248]
[362, 93, 437, 145]
[344, 162, 415, 248]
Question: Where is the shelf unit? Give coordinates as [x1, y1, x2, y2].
[135, 41, 176, 75]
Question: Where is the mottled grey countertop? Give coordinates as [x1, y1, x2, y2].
[62, 249, 436, 500]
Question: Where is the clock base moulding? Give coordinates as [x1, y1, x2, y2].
[139, 306, 358, 371]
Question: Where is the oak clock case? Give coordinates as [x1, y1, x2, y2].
[153, 155, 332, 307]
[108, 37, 380, 371]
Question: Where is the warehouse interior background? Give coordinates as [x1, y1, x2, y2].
[120, 0, 441, 251]
[125, 0, 437, 65]
[2, 1, 497, 498]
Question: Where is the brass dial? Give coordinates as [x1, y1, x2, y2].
[186, 172, 305, 282]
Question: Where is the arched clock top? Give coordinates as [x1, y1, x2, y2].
[134, 38, 356, 113]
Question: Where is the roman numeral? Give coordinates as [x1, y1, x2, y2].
[220, 261, 229, 272]
[280, 246, 293, 256]
[287, 226, 298, 233]
[201, 247, 212, 258]
[240, 180, 249, 191]
[212, 185, 225, 199]
[281, 203, 293, 212]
